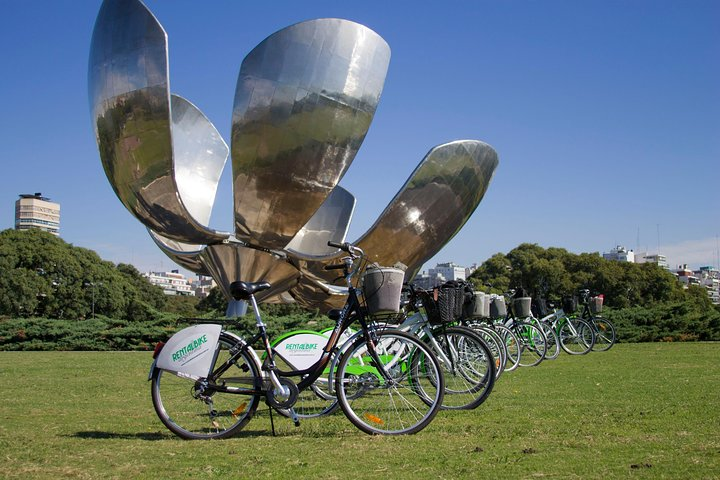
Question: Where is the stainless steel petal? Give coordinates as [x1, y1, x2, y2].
[199, 244, 300, 303]
[88, 0, 228, 245]
[231, 19, 391, 249]
[170, 94, 229, 229]
[284, 186, 356, 260]
[356, 140, 498, 279]
[290, 140, 499, 309]
[148, 229, 209, 276]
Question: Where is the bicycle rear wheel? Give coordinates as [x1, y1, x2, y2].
[515, 322, 547, 367]
[335, 329, 444, 435]
[151, 333, 261, 439]
[433, 326, 496, 410]
[559, 318, 594, 355]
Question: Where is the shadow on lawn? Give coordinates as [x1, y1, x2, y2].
[69, 429, 271, 440]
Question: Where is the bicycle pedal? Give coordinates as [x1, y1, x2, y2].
[288, 407, 301, 427]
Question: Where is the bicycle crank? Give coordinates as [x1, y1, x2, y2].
[266, 377, 299, 410]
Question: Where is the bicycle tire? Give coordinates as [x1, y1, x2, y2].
[335, 329, 444, 435]
[151, 332, 261, 439]
[431, 326, 496, 410]
[591, 317, 616, 351]
[538, 321, 560, 360]
[514, 322, 547, 367]
[491, 323, 521, 372]
[466, 323, 506, 379]
[559, 318, 594, 355]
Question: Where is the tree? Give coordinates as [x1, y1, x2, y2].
[0, 229, 166, 320]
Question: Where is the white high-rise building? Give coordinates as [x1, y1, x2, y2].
[15, 193, 60, 236]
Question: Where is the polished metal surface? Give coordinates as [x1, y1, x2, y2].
[284, 186, 356, 260]
[289, 140, 499, 309]
[89, 2, 499, 312]
[170, 94, 229, 229]
[231, 19, 391, 250]
[89, 0, 228, 245]
[148, 229, 209, 276]
[199, 243, 300, 303]
[355, 140, 498, 279]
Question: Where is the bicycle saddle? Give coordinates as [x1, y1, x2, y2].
[229, 281, 272, 300]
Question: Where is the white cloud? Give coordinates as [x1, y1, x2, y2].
[660, 238, 720, 270]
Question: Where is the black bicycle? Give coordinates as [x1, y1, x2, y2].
[574, 289, 616, 351]
[149, 241, 445, 438]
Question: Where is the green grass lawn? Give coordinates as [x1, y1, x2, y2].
[1, 343, 718, 479]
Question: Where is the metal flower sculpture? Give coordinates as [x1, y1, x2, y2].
[89, 0, 499, 311]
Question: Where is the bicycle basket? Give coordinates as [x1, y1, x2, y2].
[453, 286, 465, 318]
[533, 298, 549, 317]
[562, 295, 578, 314]
[361, 266, 405, 315]
[490, 296, 507, 318]
[417, 287, 457, 324]
[513, 297, 532, 318]
[467, 291, 490, 318]
[590, 295, 604, 314]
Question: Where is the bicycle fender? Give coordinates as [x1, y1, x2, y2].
[155, 324, 223, 380]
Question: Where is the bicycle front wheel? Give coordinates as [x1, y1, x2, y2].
[591, 317, 616, 351]
[335, 329, 444, 435]
[559, 318, 594, 355]
[151, 333, 261, 439]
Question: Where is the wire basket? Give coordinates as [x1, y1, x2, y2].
[513, 297, 532, 318]
[590, 295, 604, 314]
[562, 295, 578, 314]
[361, 266, 405, 315]
[490, 296, 507, 319]
[417, 287, 459, 324]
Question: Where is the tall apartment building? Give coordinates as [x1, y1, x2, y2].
[15, 193, 60, 236]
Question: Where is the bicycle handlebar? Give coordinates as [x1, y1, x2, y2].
[327, 241, 364, 257]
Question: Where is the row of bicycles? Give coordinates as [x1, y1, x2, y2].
[148, 241, 616, 439]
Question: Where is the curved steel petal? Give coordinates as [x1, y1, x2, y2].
[89, 0, 228, 245]
[231, 19, 391, 249]
[170, 94, 229, 229]
[290, 140, 499, 309]
[356, 140, 499, 279]
[284, 186, 356, 260]
[199, 244, 301, 303]
[148, 229, 209, 276]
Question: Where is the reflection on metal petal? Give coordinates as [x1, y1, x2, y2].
[171, 94, 229, 230]
[231, 19, 391, 250]
[89, 0, 228, 245]
[290, 140, 499, 309]
[284, 186, 356, 260]
[148, 229, 209, 276]
[356, 140, 499, 280]
[199, 244, 300, 303]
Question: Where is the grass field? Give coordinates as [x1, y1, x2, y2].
[1, 343, 718, 479]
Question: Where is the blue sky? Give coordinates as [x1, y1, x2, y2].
[1, 0, 718, 277]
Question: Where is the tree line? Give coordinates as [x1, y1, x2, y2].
[0, 230, 717, 349]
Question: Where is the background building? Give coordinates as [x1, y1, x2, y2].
[15, 193, 60, 236]
[144, 270, 195, 296]
[412, 261, 469, 289]
[603, 245, 635, 263]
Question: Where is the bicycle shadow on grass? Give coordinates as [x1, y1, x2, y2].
[69, 429, 270, 441]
